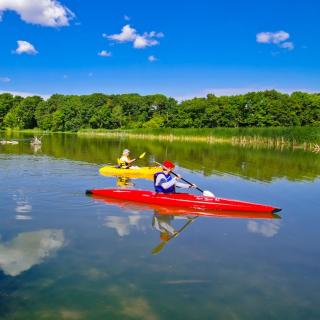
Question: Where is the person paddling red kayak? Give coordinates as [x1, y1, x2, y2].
[154, 160, 215, 197]
[154, 160, 197, 194]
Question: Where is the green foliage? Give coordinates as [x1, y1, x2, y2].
[3, 110, 18, 128]
[4, 96, 42, 129]
[0, 93, 22, 128]
[143, 115, 165, 128]
[35, 94, 64, 130]
[89, 104, 112, 128]
[1, 90, 320, 131]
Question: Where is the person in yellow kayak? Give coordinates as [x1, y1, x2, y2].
[118, 149, 136, 169]
[154, 160, 197, 193]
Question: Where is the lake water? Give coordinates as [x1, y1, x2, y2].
[1, 132, 320, 319]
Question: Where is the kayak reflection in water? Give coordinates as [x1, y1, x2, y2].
[151, 211, 197, 255]
[116, 176, 134, 188]
[154, 160, 197, 194]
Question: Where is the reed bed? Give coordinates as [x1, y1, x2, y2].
[78, 127, 320, 152]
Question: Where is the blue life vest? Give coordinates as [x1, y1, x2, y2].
[154, 172, 175, 193]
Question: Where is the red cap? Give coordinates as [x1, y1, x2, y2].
[162, 160, 175, 170]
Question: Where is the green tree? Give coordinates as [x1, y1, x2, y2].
[35, 94, 65, 130]
[4, 96, 42, 129]
[143, 115, 165, 128]
[0, 93, 22, 128]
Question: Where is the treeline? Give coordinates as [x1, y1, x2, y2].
[0, 90, 320, 131]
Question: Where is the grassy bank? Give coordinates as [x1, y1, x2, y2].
[2, 127, 320, 152]
[78, 127, 320, 151]
[2, 128, 49, 134]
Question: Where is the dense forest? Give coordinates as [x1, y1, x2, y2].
[0, 90, 319, 131]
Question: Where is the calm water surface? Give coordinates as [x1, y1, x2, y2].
[0, 132, 320, 319]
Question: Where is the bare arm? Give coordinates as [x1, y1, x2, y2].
[120, 155, 136, 164]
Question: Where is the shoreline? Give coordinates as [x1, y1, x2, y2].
[77, 128, 320, 152]
[2, 127, 320, 152]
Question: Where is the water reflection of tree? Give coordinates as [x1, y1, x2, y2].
[2, 133, 320, 182]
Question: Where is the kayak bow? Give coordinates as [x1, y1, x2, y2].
[86, 189, 281, 213]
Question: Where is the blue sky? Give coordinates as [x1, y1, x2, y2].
[0, 0, 319, 99]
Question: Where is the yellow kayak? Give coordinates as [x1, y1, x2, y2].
[99, 165, 162, 179]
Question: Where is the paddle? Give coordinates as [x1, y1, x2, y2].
[154, 161, 215, 197]
[151, 216, 197, 255]
[138, 152, 146, 159]
[131, 152, 146, 163]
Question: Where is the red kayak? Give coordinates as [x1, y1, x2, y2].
[89, 193, 281, 219]
[86, 189, 281, 213]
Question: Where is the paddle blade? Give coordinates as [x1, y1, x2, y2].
[151, 241, 167, 255]
[139, 152, 146, 159]
[203, 190, 215, 197]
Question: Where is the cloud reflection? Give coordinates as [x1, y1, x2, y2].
[247, 220, 281, 238]
[104, 215, 148, 237]
[0, 229, 65, 276]
[15, 203, 32, 213]
[108, 285, 159, 320]
[13, 191, 32, 220]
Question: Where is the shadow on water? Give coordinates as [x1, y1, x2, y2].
[1, 132, 320, 182]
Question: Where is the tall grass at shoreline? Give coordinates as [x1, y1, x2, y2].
[78, 127, 320, 151]
[2, 127, 319, 152]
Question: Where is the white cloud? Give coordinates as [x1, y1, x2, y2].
[0, 0, 74, 27]
[15, 40, 38, 55]
[0, 90, 50, 99]
[104, 24, 163, 49]
[148, 31, 164, 38]
[256, 31, 289, 44]
[256, 30, 294, 50]
[134, 35, 158, 48]
[0, 76, 10, 82]
[148, 55, 157, 62]
[98, 50, 112, 57]
[279, 41, 294, 50]
[104, 24, 137, 42]
[136, 31, 163, 48]
[124, 15, 130, 21]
